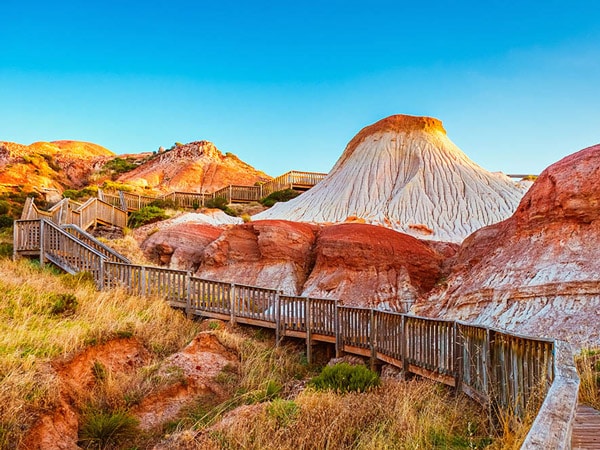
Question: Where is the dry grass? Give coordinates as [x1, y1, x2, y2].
[168, 379, 495, 449]
[576, 348, 600, 409]
[0, 257, 200, 447]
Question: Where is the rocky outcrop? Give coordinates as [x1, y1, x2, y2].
[0, 140, 114, 192]
[255, 114, 523, 243]
[414, 144, 600, 348]
[141, 223, 224, 270]
[118, 141, 271, 193]
[197, 220, 319, 294]
[302, 223, 446, 310]
[141, 220, 449, 308]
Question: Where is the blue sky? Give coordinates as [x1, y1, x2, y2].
[1, 0, 599, 176]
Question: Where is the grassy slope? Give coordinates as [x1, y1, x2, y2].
[0, 254, 541, 449]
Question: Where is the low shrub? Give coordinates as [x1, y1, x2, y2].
[78, 409, 139, 449]
[102, 158, 137, 175]
[309, 363, 380, 393]
[260, 189, 300, 207]
[204, 197, 237, 217]
[127, 206, 168, 228]
[0, 215, 13, 229]
[49, 293, 78, 316]
[266, 398, 299, 427]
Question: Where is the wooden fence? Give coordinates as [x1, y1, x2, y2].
[98, 170, 328, 210]
[21, 197, 127, 230]
[12, 218, 577, 448]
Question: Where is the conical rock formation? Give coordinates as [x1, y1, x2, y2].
[255, 115, 523, 242]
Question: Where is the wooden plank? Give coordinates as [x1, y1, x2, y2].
[572, 405, 600, 449]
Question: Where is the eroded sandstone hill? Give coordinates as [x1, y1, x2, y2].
[141, 220, 452, 311]
[0, 140, 114, 193]
[118, 141, 271, 193]
[254, 114, 523, 243]
[414, 143, 600, 348]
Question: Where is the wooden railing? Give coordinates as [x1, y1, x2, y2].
[62, 224, 130, 264]
[12, 222, 579, 449]
[21, 197, 127, 230]
[98, 170, 328, 211]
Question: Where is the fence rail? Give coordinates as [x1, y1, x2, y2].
[12, 219, 577, 449]
[98, 170, 328, 210]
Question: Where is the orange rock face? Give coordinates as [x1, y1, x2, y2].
[0, 140, 113, 193]
[415, 144, 600, 348]
[302, 223, 446, 310]
[141, 223, 224, 270]
[142, 220, 449, 310]
[118, 141, 271, 193]
[198, 220, 319, 293]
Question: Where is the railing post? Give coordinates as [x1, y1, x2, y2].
[370, 308, 376, 370]
[230, 283, 237, 325]
[453, 322, 463, 391]
[306, 297, 312, 364]
[140, 266, 147, 296]
[334, 299, 340, 357]
[39, 219, 45, 268]
[186, 272, 193, 319]
[402, 315, 409, 375]
[98, 258, 105, 290]
[275, 292, 281, 347]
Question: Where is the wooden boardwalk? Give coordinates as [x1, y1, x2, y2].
[12, 217, 581, 449]
[572, 405, 600, 449]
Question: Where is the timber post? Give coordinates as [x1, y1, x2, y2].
[334, 299, 341, 357]
[275, 292, 281, 347]
[453, 322, 463, 391]
[39, 219, 45, 268]
[306, 297, 313, 364]
[185, 272, 193, 319]
[370, 308, 376, 370]
[230, 283, 237, 325]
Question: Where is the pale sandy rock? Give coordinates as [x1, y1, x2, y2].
[255, 115, 523, 243]
[171, 210, 243, 226]
[415, 143, 600, 349]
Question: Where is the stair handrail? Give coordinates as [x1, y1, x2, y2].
[61, 223, 130, 264]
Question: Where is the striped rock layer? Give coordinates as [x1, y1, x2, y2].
[255, 114, 523, 243]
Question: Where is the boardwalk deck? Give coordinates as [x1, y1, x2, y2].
[572, 405, 600, 449]
[12, 218, 580, 449]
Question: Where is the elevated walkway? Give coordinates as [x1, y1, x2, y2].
[99, 170, 328, 211]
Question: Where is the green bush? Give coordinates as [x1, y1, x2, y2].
[127, 206, 168, 228]
[148, 199, 178, 210]
[260, 189, 300, 207]
[204, 197, 237, 217]
[0, 200, 10, 215]
[49, 293, 78, 316]
[308, 363, 380, 393]
[78, 410, 139, 449]
[267, 399, 299, 427]
[0, 215, 13, 229]
[102, 157, 137, 175]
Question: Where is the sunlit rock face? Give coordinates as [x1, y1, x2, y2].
[301, 223, 447, 311]
[255, 114, 523, 243]
[118, 140, 271, 193]
[414, 144, 600, 348]
[196, 220, 320, 294]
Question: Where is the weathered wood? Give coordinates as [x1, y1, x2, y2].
[13, 220, 577, 449]
[572, 405, 600, 449]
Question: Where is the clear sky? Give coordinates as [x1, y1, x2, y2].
[1, 0, 599, 176]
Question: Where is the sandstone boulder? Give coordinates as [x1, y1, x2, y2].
[197, 220, 319, 294]
[141, 223, 223, 270]
[302, 223, 446, 311]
